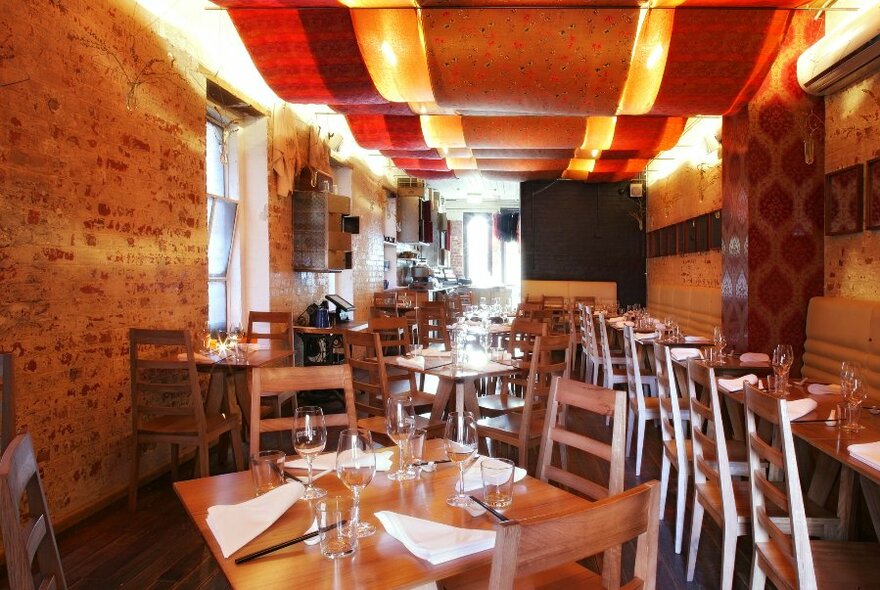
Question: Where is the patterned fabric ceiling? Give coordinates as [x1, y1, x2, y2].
[213, 0, 806, 182]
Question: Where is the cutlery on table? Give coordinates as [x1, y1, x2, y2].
[468, 495, 509, 522]
[234, 520, 348, 564]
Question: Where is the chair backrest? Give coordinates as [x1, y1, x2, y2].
[653, 342, 688, 466]
[372, 291, 398, 311]
[623, 325, 648, 410]
[249, 365, 358, 452]
[368, 316, 412, 356]
[582, 305, 599, 359]
[342, 329, 397, 418]
[597, 313, 616, 377]
[0, 433, 67, 590]
[537, 377, 626, 501]
[518, 334, 570, 445]
[743, 383, 816, 590]
[458, 290, 473, 307]
[417, 304, 451, 350]
[487, 481, 660, 590]
[129, 329, 206, 435]
[686, 360, 737, 522]
[506, 319, 547, 360]
[516, 301, 542, 318]
[246, 311, 294, 349]
[572, 295, 597, 307]
[0, 353, 16, 454]
[541, 295, 565, 310]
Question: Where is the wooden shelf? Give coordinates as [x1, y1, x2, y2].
[292, 190, 358, 272]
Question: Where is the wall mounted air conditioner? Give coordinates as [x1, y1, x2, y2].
[797, 2, 880, 96]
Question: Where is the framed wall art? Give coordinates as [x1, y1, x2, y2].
[866, 157, 880, 230]
[824, 163, 863, 236]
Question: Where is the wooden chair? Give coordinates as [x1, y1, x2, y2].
[249, 364, 358, 453]
[372, 291, 399, 316]
[416, 302, 451, 350]
[129, 329, 243, 511]
[0, 433, 67, 590]
[246, 311, 295, 416]
[486, 481, 661, 590]
[597, 312, 627, 390]
[536, 377, 627, 588]
[477, 319, 547, 417]
[458, 290, 473, 307]
[515, 301, 542, 319]
[652, 341, 693, 554]
[744, 384, 880, 590]
[541, 295, 565, 310]
[685, 361, 836, 590]
[0, 353, 15, 454]
[477, 334, 570, 469]
[622, 325, 659, 476]
[368, 315, 412, 357]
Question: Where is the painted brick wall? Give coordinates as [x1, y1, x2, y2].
[0, 0, 207, 522]
[449, 220, 464, 277]
[349, 160, 389, 317]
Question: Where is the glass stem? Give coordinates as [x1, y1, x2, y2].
[458, 464, 466, 498]
[306, 456, 314, 490]
[399, 441, 408, 473]
[352, 488, 361, 528]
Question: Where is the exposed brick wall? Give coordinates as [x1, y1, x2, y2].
[349, 160, 389, 317]
[448, 220, 464, 277]
[0, 0, 207, 522]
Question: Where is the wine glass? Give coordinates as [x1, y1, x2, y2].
[840, 362, 866, 432]
[444, 412, 478, 507]
[228, 322, 244, 360]
[336, 427, 377, 537]
[293, 406, 327, 500]
[771, 344, 794, 395]
[712, 326, 727, 365]
[385, 396, 417, 481]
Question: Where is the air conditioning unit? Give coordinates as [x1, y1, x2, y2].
[797, 2, 880, 96]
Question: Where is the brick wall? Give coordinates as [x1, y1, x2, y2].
[349, 160, 389, 316]
[0, 0, 207, 522]
[449, 220, 464, 277]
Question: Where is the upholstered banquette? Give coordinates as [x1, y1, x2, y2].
[521, 280, 617, 305]
[646, 284, 721, 338]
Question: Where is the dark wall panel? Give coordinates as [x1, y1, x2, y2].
[520, 180, 646, 306]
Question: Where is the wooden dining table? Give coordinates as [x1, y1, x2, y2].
[174, 439, 591, 590]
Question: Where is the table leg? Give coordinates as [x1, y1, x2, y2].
[461, 380, 481, 420]
[861, 475, 880, 538]
[807, 453, 841, 508]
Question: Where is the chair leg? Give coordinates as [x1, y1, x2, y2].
[230, 425, 244, 471]
[197, 444, 210, 479]
[659, 454, 671, 520]
[128, 437, 140, 512]
[720, 523, 737, 590]
[635, 416, 646, 476]
[686, 497, 704, 581]
[749, 554, 767, 590]
[170, 444, 179, 482]
[625, 408, 635, 457]
[675, 467, 688, 554]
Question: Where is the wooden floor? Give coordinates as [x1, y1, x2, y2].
[1, 393, 754, 589]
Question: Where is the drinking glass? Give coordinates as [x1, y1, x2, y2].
[713, 326, 727, 364]
[771, 344, 794, 395]
[335, 428, 377, 537]
[228, 322, 244, 360]
[385, 396, 417, 481]
[841, 361, 862, 389]
[293, 406, 327, 500]
[840, 362, 866, 432]
[444, 412, 478, 507]
[405, 428, 427, 478]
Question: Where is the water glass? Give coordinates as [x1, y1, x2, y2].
[385, 396, 416, 481]
[405, 429, 427, 477]
[250, 450, 286, 496]
[481, 458, 515, 508]
[771, 344, 794, 395]
[317, 497, 357, 559]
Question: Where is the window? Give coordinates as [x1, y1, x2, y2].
[464, 213, 492, 286]
[206, 116, 239, 332]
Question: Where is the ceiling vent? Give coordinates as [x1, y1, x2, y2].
[798, 2, 880, 95]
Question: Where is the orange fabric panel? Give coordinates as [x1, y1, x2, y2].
[461, 117, 587, 149]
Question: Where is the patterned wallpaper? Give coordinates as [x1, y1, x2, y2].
[722, 12, 825, 357]
[824, 70, 880, 300]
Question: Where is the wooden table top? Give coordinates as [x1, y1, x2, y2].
[695, 356, 773, 376]
[174, 440, 591, 590]
[384, 357, 520, 382]
[207, 348, 294, 369]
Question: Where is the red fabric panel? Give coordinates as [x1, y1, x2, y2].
[480, 170, 561, 182]
[226, 8, 389, 106]
[470, 149, 575, 159]
[402, 169, 458, 180]
[392, 158, 451, 170]
[381, 149, 445, 160]
[650, 9, 792, 116]
[346, 115, 429, 150]
[610, 117, 686, 151]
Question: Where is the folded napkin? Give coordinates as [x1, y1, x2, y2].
[375, 511, 496, 565]
[634, 332, 657, 341]
[787, 398, 818, 421]
[848, 441, 880, 471]
[285, 450, 393, 472]
[654, 322, 666, 330]
[421, 349, 452, 358]
[206, 481, 304, 558]
[739, 352, 770, 363]
[176, 352, 216, 363]
[606, 316, 625, 323]
[717, 374, 759, 392]
[684, 336, 711, 343]
[611, 321, 635, 328]
[457, 456, 527, 492]
[808, 383, 841, 395]
[396, 355, 425, 370]
[671, 348, 704, 361]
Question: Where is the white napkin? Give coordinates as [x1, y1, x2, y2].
[375, 511, 496, 565]
[654, 322, 666, 330]
[684, 336, 711, 343]
[740, 352, 770, 363]
[611, 321, 635, 328]
[285, 451, 393, 472]
[606, 316, 625, 323]
[457, 456, 527, 492]
[635, 332, 657, 341]
[671, 348, 703, 361]
[421, 349, 452, 358]
[176, 352, 216, 363]
[848, 441, 880, 471]
[808, 383, 841, 395]
[717, 374, 759, 392]
[787, 398, 818, 421]
[396, 355, 426, 370]
[206, 481, 304, 558]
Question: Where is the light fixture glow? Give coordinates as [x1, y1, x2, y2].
[617, 8, 673, 115]
[420, 115, 467, 148]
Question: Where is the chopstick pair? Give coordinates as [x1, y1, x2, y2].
[468, 495, 509, 522]
[234, 520, 348, 564]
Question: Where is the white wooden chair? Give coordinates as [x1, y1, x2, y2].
[621, 325, 659, 476]
[597, 312, 627, 390]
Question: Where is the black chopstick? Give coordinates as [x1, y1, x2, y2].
[414, 459, 451, 466]
[234, 520, 347, 564]
[793, 418, 841, 424]
[468, 495, 509, 522]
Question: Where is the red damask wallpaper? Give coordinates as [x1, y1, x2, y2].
[721, 12, 825, 369]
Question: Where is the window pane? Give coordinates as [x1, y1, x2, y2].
[503, 240, 520, 286]
[207, 121, 225, 197]
[207, 197, 237, 277]
[208, 280, 227, 332]
[466, 214, 491, 287]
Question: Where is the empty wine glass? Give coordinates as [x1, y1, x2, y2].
[336, 428, 377, 537]
[293, 406, 327, 500]
[385, 396, 416, 481]
[444, 412, 478, 507]
[713, 326, 727, 360]
[228, 322, 244, 360]
[771, 344, 794, 395]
